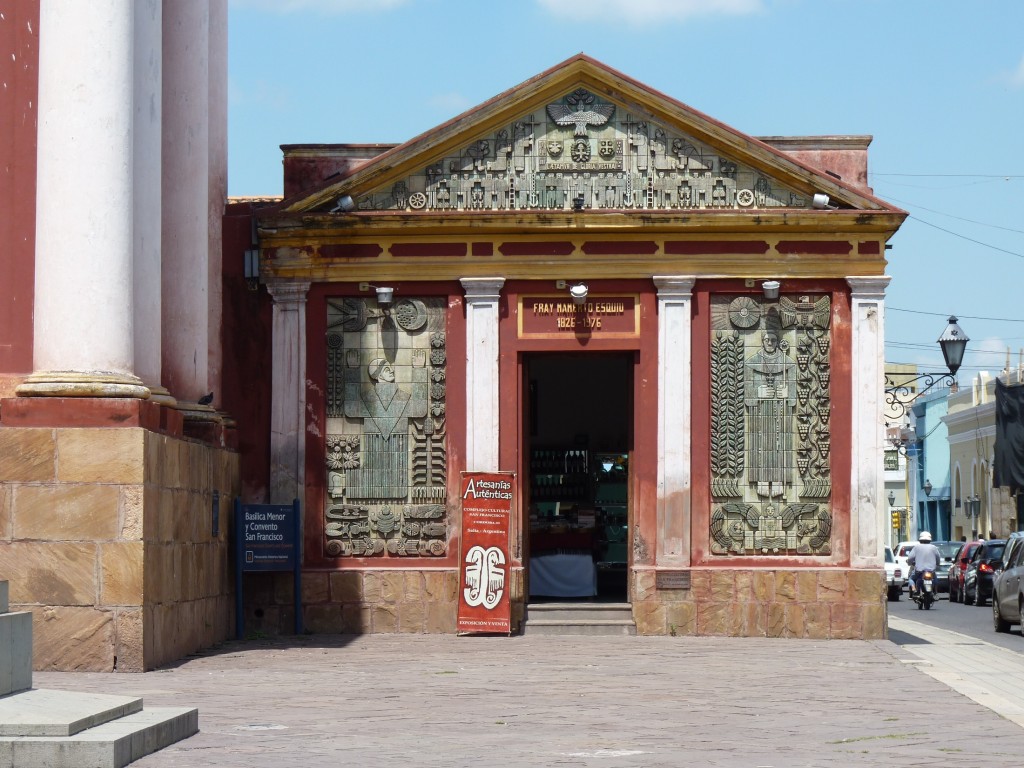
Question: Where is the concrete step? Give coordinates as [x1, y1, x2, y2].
[524, 602, 636, 635]
[0, 706, 198, 768]
[0, 608, 32, 697]
[524, 618, 637, 636]
[0, 689, 143, 737]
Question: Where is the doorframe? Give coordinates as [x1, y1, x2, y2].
[520, 350, 636, 601]
[496, 279, 658, 603]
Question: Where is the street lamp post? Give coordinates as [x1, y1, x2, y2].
[968, 494, 981, 540]
[885, 316, 969, 423]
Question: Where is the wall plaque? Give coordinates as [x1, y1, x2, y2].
[518, 294, 640, 339]
[656, 570, 691, 590]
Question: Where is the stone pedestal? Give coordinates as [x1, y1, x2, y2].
[0, 397, 239, 672]
[0, 582, 199, 765]
[0, 581, 33, 696]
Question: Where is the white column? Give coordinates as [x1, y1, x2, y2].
[461, 278, 505, 472]
[161, 1, 211, 406]
[133, 0, 167, 402]
[20, 0, 147, 398]
[654, 276, 696, 566]
[847, 276, 891, 568]
[267, 280, 310, 505]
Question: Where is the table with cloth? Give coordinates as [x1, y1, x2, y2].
[528, 529, 597, 598]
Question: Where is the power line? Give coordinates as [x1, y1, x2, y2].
[872, 173, 1024, 178]
[888, 307, 1024, 323]
[880, 194, 1024, 235]
[907, 215, 1024, 259]
[887, 343, 1023, 357]
[884, 361, 1016, 373]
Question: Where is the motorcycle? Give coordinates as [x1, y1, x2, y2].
[913, 570, 936, 610]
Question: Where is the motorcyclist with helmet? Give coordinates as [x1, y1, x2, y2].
[907, 531, 941, 597]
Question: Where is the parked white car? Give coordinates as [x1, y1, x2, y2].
[885, 546, 905, 601]
[893, 540, 916, 591]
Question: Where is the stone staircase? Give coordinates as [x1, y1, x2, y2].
[523, 601, 636, 636]
[0, 581, 198, 768]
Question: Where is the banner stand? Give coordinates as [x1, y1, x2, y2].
[235, 498, 303, 639]
[457, 471, 515, 635]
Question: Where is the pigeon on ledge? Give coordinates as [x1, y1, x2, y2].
[198, 392, 214, 406]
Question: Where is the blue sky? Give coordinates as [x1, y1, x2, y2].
[227, 0, 1024, 376]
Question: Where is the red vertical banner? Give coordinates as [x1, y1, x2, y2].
[457, 471, 515, 634]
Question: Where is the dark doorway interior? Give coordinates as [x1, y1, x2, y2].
[525, 352, 632, 602]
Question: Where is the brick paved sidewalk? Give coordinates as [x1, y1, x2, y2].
[33, 633, 1024, 767]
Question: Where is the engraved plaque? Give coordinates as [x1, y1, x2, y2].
[656, 571, 691, 590]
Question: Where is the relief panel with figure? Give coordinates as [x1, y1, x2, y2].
[324, 296, 448, 558]
[709, 293, 832, 556]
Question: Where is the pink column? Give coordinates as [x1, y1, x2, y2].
[161, 1, 213, 412]
[267, 280, 311, 505]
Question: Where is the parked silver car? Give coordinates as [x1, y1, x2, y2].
[992, 532, 1024, 632]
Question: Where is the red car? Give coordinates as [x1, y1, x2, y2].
[948, 540, 984, 603]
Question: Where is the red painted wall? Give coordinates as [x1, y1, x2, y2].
[0, 1, 39, 383]
[221, 201, 273, 501]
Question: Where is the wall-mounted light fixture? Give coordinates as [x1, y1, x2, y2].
[358, 282, 394, 306]
[330, 195, 356, 213]
[244, 248, 260, 291]
[570, 283, 589, 305]
[811, 193, 837, 210]
[761, 280, 780, 300]
[885, 316, 970, 419]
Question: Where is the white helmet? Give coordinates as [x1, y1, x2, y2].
[919, 531, 932, 542]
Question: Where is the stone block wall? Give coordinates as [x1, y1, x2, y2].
[241, 569, 464, 636]
[241, 567, 535, 636]
[631, 567, 887, 639]
[0, 422, 239, 671]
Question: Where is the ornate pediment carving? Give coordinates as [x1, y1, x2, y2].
[350, 87, 806, 214]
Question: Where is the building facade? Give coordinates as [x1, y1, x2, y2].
[907, 391, 952, 542]
[0, 1, 236, 672]
[248, 55, 905, 639]
[947, 370, 1024, 540]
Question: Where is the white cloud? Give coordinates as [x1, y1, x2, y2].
[427, 92, 473, 114]
[536, 0, 765, 25]
[230, 0, 409, 13]
[228, 76, 292, 112]
[1006, 54, 1024, 88]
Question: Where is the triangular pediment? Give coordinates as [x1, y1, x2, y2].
[278, 55, 893, 217]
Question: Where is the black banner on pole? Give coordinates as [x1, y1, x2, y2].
[235, 498, 303, 639]
[995, 378, 1024, 493]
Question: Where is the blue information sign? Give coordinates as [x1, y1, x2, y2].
[234, 499, 302, 638]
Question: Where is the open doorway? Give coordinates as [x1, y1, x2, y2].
[524, 352, 632, 602]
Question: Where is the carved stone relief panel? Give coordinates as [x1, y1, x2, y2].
[324, 296, 448, 558]
[349, 88, 806, 213]
[709, 294, 832, 555]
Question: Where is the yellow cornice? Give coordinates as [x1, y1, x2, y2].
[263, 254, 887, 284]
[260, 226, 891, 284]
[259, 210, 905, 242]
